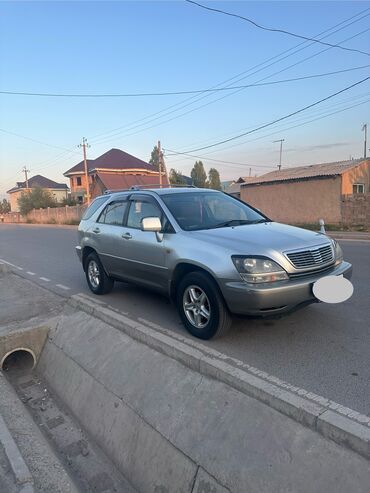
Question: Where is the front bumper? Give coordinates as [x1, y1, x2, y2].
[222, 261, 352, 316]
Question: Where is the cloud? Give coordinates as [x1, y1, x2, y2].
[284, 142, 352, 152]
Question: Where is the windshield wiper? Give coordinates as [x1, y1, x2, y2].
[248, 219, 271, 224]
[211, 219, 255, 229]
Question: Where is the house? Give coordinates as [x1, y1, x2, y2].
[240, 159, 370, 225]
[224, 176, 256, 198]
[63, 148, 168, 202]
[6, 175, 69, 212]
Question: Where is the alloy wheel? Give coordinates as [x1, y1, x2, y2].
[88, 260, 100, 289]
[183, 285, 211, 329]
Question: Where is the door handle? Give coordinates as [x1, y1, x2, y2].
[121, 232, 132, 240]
[92, 227, 100, 234]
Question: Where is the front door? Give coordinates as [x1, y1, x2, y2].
[117, 196, 169, 291]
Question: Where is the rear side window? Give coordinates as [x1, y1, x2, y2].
[81, 196, 107, 220]
[98, 201, 127, 226]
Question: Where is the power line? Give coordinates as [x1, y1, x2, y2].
[185, 96, 370, 157]
[0, 128, 79, 154]
[165, 97, 370, 171]
[185, 0, 370, 57]
[168, 91, 370, 155]
[88, 9, 370, 143]
[164, 149, 274, 168]
[90, 26, 370, 147]
[1, 65, 369, 98]
[179, 77, 370, 153]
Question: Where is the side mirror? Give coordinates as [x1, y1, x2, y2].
[141, 216, 162, 232]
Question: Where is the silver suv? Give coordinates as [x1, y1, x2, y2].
[76, 187, 352, 339]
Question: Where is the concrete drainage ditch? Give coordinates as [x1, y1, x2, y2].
[1, 300, 370, 492]
[0, 326, 136, 493]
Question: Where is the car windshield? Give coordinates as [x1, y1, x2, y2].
[161, 191, 269, 231]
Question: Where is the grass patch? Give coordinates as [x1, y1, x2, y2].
[62, 219, 80, 225]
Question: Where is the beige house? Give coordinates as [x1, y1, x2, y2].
[7, 175, 69, 212]
[240, 159, 370, 225]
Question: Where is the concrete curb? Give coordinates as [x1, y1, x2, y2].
[68, 293, 370, 460]
[0, 413, 34, 491]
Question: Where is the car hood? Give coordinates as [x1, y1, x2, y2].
[189, 222, 332, 254]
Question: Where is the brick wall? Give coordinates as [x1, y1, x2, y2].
[241, 177, 342, 224]
[341, 193, 370, 226]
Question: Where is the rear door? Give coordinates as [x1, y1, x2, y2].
[91, 198, 129, 276]
[117, 195, 169, 291]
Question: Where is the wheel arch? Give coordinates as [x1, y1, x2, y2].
[169, 262, 222, 302]
[82, 246, 97, 271]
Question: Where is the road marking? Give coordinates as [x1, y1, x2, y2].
[0, 258, 23, 270]
[39, 277, 50, 282]
[27, 271, 36, 276]
[56, 284, 70, 290]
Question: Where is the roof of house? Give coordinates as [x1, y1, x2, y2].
[95, 172, 169, 191]
[241, 159, 369, 186]
[7, 175, 69, 194]
[224, 182, 241, 195]
[64, 148, 154, 176]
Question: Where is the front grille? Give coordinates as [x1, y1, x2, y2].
[286, 244, 334, 269]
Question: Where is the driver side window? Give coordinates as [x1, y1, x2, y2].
[126, 200, 163, 229]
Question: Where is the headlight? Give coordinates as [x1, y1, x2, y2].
[332, 240, 343, 265]
[232, 256, 288, 283]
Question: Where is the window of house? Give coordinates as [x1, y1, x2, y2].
[70, 177, 74, 186]
[76, 177, 82, 186]
[98, 201, 127, 226]
[353, 183, 365, 194]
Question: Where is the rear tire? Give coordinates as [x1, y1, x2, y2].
[85, 252, 114, 295]
[176, 271, 231, 340]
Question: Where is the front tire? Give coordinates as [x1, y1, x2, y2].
[85, 252, 114, 295]
[176, 271, 231, 340]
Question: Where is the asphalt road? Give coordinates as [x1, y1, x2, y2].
[0, 224, 369, 416]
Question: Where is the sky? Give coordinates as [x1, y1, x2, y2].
[0, 0, 369, 198]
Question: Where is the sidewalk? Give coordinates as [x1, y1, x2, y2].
[1, 267, 369, 492]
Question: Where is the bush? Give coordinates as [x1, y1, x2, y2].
[62, 219, 80, 226]
[18, 187, 57, 215]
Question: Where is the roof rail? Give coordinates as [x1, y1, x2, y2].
[103, 184, 196, 194]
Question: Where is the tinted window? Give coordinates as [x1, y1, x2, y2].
[81, 196, 107, 220]
[98, 201, 127, 226]
[126, 200, 162, 229]
[161, 192, 267, 231]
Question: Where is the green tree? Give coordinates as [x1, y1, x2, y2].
[17, 187, 57, 215]
[0, 199, 11, 214]
[169, 169, 187, 186]
[61, 196, 77, 206]
[208, 168, 222, 190]
[149, 145, 160, 171]
[190, 161, 207, 188]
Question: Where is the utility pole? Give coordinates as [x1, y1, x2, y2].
[22, 166, 30, 189]
[79, 138, 91, 205]
[157, 141, 169, 188]
[158, 140, 162, 188]
[273, 139, 285, 171]
[362, 123, 367, 159]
